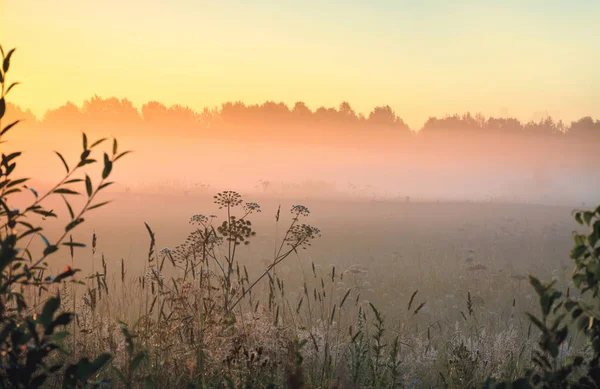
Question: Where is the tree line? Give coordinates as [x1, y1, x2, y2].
[6, 96, 599, 140]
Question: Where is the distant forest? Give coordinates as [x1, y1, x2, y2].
[6, 97, 599, 141]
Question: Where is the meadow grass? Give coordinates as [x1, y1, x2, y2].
[22, 195, 585, 388]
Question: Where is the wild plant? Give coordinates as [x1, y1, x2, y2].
[484, 205, 600, 388]
[0, 44, 129, 387]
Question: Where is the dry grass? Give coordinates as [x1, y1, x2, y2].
[23, 197, 584, 388]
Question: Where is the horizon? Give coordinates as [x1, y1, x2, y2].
[2, 1, 599, 129]
[6, 95, 600, 132]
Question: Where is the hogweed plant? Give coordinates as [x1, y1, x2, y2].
[0, 45, 130, 387]
[164, 194, 321, 317]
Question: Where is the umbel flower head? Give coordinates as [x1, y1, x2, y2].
[286, 224, 321, 249]
[244, 202, 261, 213]
[214, 191, 243, 209]
[217, 216, 257, 245]
[189, 214, 209, 225]
[291, 205, 310, 217]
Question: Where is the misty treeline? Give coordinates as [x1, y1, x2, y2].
[6, 97, 599, 141]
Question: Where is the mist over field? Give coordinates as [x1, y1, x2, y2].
[7, 101, 600, 206]
[2, 1, 600, 387]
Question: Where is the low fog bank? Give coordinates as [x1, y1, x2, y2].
[13, 124, 599, 206]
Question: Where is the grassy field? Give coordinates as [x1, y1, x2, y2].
[24, 192, 583, 388]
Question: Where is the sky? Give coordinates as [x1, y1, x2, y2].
[1, 0, 599, 128]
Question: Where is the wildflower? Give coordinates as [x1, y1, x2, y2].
[214, 191, 243, 208]
[190, 214, 209, 225]
[291, 205, 310, 217]
[244, 202, 261, 213]
[285, 224, 321, 249]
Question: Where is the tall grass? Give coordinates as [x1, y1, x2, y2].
[28, 196, 577, 389]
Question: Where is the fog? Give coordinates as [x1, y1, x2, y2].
[14, 122, 599, 206]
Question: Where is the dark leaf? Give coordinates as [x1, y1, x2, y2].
[114, 150, 132, 161]
[90, 137, 107, 148]
[1, 120, 19, 136]
[62, 195, 75, 219]
[102, 153, 112, 179]
[54, 151, 70, 173]
[65, 218, 85, 233]
[5, 82, 20, 95]
[54, 188, 80, 195]
[43, 245, 59, 256]
[85, 175, 92, 197]
[3, 48, 15, 72]
[39, 297, 60, 328]
[88, 201, 111, 211]
[99, 182, 114, 190]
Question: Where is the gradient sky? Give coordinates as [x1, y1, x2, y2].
[2, 0, 599, 128]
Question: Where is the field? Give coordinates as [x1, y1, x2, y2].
[25, 191, 582, 388]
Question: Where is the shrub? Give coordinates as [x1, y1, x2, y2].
[484, 206, 600, 388]
[0, 44, 129, 387]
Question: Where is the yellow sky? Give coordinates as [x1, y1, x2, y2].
[2, 0, 598, 128]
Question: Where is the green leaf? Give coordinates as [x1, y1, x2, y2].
[529, 276, 545, 296]
[17, 227, 42, 241]
[2, 151, 21, 163]
[27, 186, 39, 198]
[113, 138, 118, 155]
[5, 82, 20, 95]
[91, 353, 112, 373]
[40, 233, 51, 247]
[590, 221, 600, 248]
[1, 120, 19, 136]
[62, 195, 75, 220]
[3, 48, 15, 73]
[114, 151, 132, 161]
[51, 312, 73, 328]
[2, 187, 21, 196]
[571, 245, 587, 260]
[65, 218, 84, 233]
[90, 137, 107, 148]
[83, 133, 88, 150]
[7, 178, 29, 188]
[0, 97, 5, 120]
[88, 201, 111, 211]
[99, 182, 114, 190]
[85, 175, 92, 197]
[102, 153, 112, 179]
[64, 178, 83, 184]
[526, 313, 546, 333]
[77, 158, 96, 167]
[39, 297, 60, 328]
[54, 188, 80, 195]
[31, 209, 58, 217]
[54, 151, 70, 173]
[44, 245, 59, 256]
[54, 267, 77, 283]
